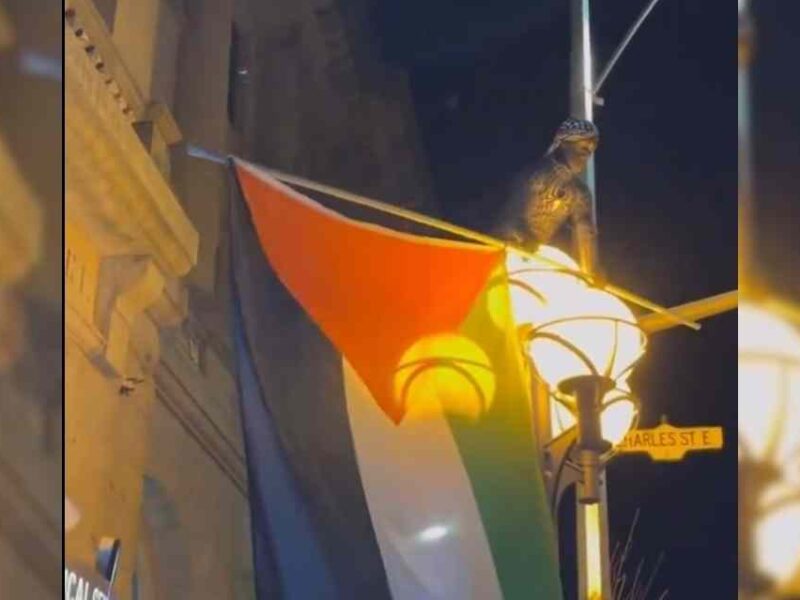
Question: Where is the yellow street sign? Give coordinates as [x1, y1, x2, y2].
[616, 422, 724, 461]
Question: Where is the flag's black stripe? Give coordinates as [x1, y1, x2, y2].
[230, 296, 285, 599]
[228, 162, 392, 599]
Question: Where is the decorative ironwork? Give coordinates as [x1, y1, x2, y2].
[526, 315, 647, 383]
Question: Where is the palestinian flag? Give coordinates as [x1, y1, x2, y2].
[229, 157, 563, 599]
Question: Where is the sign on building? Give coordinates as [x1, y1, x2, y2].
[64, 564, 116, 600]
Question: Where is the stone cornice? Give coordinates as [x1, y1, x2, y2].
[65, 19, 198, 279]
[65, 0, 146, 119]
[65, 4, 199, 378]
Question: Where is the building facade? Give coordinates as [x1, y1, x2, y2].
[64, 0, 434, 598]
[0, 1, 62, 597]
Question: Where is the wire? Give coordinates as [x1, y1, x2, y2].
[593, 0, 664, 97]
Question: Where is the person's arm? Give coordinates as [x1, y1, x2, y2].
[569, 179, 599, 273]
[497, 212, 537, 250]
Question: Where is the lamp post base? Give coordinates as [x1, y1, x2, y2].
[576, 449, 605, 505]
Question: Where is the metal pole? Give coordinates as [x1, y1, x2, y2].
[570, 0, 598, 275]
[571, 1, 612, 598]
[739, 0, 755, 294]
[593, 0, 663, 98]
[571, 0, 596, 200]
[738, 7, 760, 598]
[577, 479, 610, 600]
[638, 290, 738, 334]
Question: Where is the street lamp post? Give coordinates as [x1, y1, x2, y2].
[570, 0, 598, 277]
[737, 3, 800, 596]
[739, 304, 800, 598]
[738, 0, 755, 293]
[507, 246, 646, 600]
[569, 1, 612, 597]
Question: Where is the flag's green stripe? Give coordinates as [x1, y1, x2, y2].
[446, 269, 563, 600]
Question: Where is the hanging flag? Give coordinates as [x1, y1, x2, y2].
[229, 157, 563, 599]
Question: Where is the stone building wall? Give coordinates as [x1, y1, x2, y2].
[0, 1, 63, 597]
[63, 0, 435, 598]
[247, 0, 436, 212]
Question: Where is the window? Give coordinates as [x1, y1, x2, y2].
[131, 475, 191, 596]
[227, 23, 247, 130]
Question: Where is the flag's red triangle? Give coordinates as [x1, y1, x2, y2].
[234, 159, 504, 423]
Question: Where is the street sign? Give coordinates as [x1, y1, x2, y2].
[616, 421, 724, 461]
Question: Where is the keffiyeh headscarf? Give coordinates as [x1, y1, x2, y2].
[546, 118, 599, 154]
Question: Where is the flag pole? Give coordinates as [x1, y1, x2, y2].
[194, 148, 700, 330]
[257, 163, 700, 331]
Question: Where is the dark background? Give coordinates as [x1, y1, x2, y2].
[371, 1, 737, 598]
[751, 2, 800, 301]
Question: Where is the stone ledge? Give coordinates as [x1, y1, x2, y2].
[65, 16, 198, 378]
[65, 22, 198, 279]
[65, 0, 146, 120]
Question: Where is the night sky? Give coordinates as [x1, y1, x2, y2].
[372, 1, 737, 598]
[751, 2, 800, 300]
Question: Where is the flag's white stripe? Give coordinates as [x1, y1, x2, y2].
[342, 359, 503, 600]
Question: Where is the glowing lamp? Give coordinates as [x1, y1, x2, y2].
[506, 247, 645, 389]
[507, 247, 646, 503]
[506, 246, 583, 326]
[600, 389, 637, 446]
[527, 287, 644, 389]
[738, 304, 800, 595]
[738, 305, 800, 462]
[394, 334, 496, 422]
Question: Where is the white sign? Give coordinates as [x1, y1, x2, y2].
[64, 566, 115, 600]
